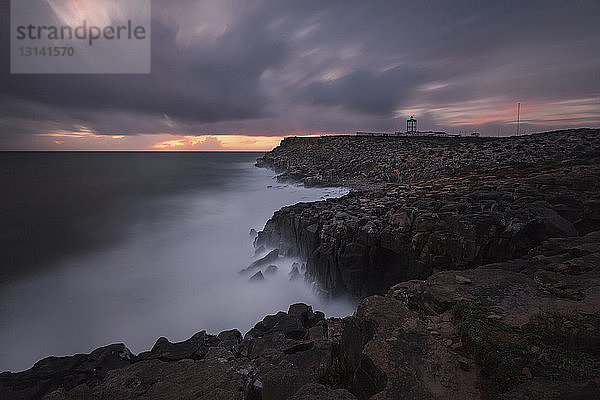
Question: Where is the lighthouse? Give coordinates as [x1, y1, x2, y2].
[406, 116, 417, 134]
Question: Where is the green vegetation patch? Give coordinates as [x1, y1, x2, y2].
[453, 301, 600, 393]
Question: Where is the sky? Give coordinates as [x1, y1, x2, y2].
[0, 0, 599, 151]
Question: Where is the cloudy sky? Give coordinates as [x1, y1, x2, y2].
[1, 0, 599, 150]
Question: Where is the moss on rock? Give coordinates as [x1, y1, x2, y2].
[453, 301, 600, 394]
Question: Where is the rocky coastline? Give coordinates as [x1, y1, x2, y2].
[2, 128, 600, 399]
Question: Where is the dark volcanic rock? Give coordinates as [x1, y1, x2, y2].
[43, 353, 252, 400]
[217, 329, 243, 348]
[0, 344, 132, 400]
[242, 248, 279, 274]
[373, 231, 600, 399]
[136, 330, 228, 362]
[257, 129, 600, 188]
[255, 129, 600, 296]
[288, 383, 357, 400]
[1, 305, 334, 400]
[250, 270, 265, 281]
[3, 230, 600, 400]
[256, 158, 600, 298]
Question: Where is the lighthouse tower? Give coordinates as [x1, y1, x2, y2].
[406, 116, 417, 134]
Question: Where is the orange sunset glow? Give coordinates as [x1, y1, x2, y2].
[151, 135, 286, 151]
[35, 129, 288, 151]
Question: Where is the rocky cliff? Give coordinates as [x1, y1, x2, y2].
[255, 129, 600, 298]
[2, 129, 599, 399]
[256, 128, 600, 188]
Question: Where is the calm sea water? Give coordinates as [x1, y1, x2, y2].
[0, 152, 352, 372]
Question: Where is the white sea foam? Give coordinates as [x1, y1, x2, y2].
[0, 160, 353, 372]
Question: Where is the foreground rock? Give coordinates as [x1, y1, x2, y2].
[241, 249, 280, 274]
[3, 233, 599, 399]
[250, 270, 265, 281]
[0, 344, 133, 400]
[378, 231, 600, 399]
[2, 304, 357, 400]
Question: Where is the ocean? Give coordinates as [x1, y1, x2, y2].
[0, 152, 353, 372]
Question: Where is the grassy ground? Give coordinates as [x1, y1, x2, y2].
[453, 301, 600, 394]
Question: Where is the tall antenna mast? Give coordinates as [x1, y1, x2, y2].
[516, 102, 521, 136]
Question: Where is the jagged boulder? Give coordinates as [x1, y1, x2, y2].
[242, 249, 279, 274]
[1, 305, 337, 400]
[250, 271, 265, 282]
[137, 331, 215, 362]
[0, 344, 133, 400]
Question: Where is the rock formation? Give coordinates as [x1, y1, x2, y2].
[255, 158, 600, 298]
[256, 128, 600, 188]
[3, 129, 599, 399]
[3, 232, 598, 399]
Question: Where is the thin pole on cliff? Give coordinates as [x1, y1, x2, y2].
[516, 102, 521, 136]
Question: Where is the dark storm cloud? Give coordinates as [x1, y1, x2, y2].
[0, 0, 599, 145]
[295, 67, 426, 116]
[0, 15, 285, 122]
[289, 0, 600, 116]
